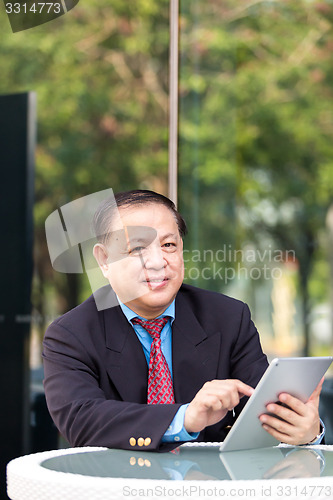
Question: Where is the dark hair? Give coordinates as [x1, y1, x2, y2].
[93, 189, 187, 243]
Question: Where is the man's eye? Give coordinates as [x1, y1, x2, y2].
[129, 246, 145, 254]
[163, 242, 176, 249]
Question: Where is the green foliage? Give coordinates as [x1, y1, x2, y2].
[0, 0, 170, 321]
[179, 1, 333, 306]
[1, 0, 333, 354]
[177, 1, 333, 355]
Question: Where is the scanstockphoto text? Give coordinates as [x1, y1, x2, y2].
[122, 483, 332, 498]
[123, 484, 257, 498]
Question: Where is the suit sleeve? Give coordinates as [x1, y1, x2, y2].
[42, 320, 181, 452]
[199, 301, 268, 442]
[229, 302, 269, 390]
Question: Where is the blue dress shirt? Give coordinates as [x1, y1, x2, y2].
[118, 299, 198, 443]
[118, 299, 325, 446]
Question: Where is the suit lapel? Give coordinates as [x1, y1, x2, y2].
[103, 304, 148, 403]
[172, 292, 221, 404]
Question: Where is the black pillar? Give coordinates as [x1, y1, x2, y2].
[0, 92, 36, 500]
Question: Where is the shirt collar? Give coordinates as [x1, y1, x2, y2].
[117, 296, 175, 324]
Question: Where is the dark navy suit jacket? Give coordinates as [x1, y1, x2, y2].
[43, 284, 268, 451]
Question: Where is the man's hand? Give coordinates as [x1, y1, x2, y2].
[263, 449, 322, 479]
[259, 378, 324, 445]
[184, 379, 254, 434]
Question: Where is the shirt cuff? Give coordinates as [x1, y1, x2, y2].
[305, 419, 325, 445]
[162, 404, 200, 443]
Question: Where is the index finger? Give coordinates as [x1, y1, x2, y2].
[232, 379, 255, 398]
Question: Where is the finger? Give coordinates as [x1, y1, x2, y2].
[205, 379, 254, 397]
[308, 377, 324, 402]
[218, 379, 254, 406]
[201, 379, 254, 407]
[201, 394, 225, 412]
[232, 379, 255, 398]
[261, 423, 293, 443]
[185, 395, 228, 433]
[277, 393, 307, 417]
[202, 387, 240, 411]
[261, 420, 314, 446]
[260, 413, 295, 436]
[278, 377, 325, 410]
[262, 459, 292, 479]
[260, 417, 295, 444]
[260, 410, 319, 445]
[265, 402, 301, 425]
[194, 389, 234, 413]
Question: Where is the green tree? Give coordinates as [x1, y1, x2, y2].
[0, 0, 171, 333]
[179, 0, 333, 354]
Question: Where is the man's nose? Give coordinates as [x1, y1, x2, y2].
[143, 243, 165, 269]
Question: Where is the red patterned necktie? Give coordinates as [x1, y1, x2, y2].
[132, 317, 175, 404]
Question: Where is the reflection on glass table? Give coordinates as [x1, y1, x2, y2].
[41, 445, 332, 481]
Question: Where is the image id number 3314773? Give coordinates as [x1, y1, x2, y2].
[5, 2, 62, 14]
[276, 485, 332, 497]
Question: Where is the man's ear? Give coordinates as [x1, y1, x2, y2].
[93, 243, 109, 278]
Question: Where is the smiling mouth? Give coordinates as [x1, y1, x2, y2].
[144, 277, 169, 288]
[145, 278, 168, 282]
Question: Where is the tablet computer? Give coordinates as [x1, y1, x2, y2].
[219, 447, 286, 479]
[219, 356, 333, 452]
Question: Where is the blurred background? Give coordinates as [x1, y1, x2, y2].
[1, 0, 333, 498]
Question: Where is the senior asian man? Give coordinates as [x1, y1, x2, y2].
[43, 190, 323, 451]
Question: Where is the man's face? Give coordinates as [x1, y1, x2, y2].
[95, 203, 184, 319]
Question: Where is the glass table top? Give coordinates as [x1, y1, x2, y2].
[41, 445, 333, 481]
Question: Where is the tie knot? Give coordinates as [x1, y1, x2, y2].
[132, 317, 169, 339]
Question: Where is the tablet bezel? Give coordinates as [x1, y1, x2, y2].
[219, 356, 333, 452]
